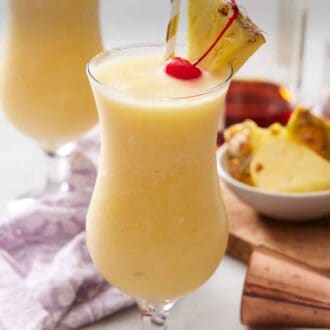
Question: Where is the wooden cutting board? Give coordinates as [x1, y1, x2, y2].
[222, 184, 330, 272]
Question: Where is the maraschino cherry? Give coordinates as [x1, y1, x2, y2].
[165, 0, 239, 80]
[165, 57, 202, 80]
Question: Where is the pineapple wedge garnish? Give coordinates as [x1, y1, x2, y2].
[187, 0, 265, 73]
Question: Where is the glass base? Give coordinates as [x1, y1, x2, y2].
[7, 181, 69, 214]
[137, 298, 177, 330]
[7, 145, 74, 214]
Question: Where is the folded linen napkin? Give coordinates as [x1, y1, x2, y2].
[0, 133, 135, 330]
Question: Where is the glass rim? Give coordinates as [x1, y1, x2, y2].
[86, 43, 233, 101]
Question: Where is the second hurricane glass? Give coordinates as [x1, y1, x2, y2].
[86, 44, 232, 329]
[0, 0, 102, 206]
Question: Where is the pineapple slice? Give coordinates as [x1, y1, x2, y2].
[224, 120, 284, 184]
[250, 135, 330, 193]
[286, 106, 330, 160]
[224, 108, 330, 193]
[187, 0, 265, 73]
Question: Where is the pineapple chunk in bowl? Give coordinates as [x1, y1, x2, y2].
[217, 145, 330, 222]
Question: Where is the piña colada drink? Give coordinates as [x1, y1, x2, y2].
[0, 0, 102, 151]
[87, 46, 231, 300]
[87, 0, 265, 328]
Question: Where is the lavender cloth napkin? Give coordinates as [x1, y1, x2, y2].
[0, 133, 135, 330]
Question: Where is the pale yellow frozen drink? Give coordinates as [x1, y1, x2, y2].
[87, 46, 231, 301]
[0, 0, 102, 151]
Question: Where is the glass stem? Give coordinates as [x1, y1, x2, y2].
[44, 150, 70, 193]
[138, 299, 176, 330]
[141, 310, 168, 330]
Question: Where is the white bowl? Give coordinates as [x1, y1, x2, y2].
[217, 145, 330, 222]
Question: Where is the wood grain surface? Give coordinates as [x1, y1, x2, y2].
[222, 183, 330, 272]
[241, 247, 330, 328]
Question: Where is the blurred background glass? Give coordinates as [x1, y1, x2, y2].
[293, 0, 329, 114]
[321, 37, 330, 119]
[0, 1, 102, 209]
[320, 3, 330, 119]
[222, 0, 301, 132]
[223, 0, 329, 132]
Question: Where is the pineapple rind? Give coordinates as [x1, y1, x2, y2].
[287, 106, 330, 160]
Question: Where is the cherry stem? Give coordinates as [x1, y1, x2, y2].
[193, 0, 239, 67]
